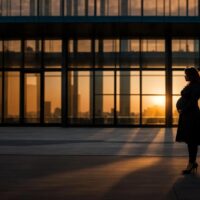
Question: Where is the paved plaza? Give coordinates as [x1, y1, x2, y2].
[0, 127, 200, 200]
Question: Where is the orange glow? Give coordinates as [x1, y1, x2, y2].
[151, 96, 165, 107]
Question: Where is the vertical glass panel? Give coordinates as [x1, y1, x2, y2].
[4, 72, 20, 123]
[65, 0, 73, 16]
[120, 40, 140, 68]
[21, 0, 31, 16]
[24, 40, 42, 68]
[95, 95, 114, 124]
[68, 71, 93, 124]
[44, 40, 62, 68]
[141, 40, 165, 68]
[171, 0, 179, 15]
[77, 40, 91, 52]
[45, 72, 61, 123]
[188, 0, 198, 16]
[129, 0, 141, 16]
[117, 71, 140, 94]
[172, 71, 186, 95]
[179, 0, 187, 16]
[157, 0, 164, 16]
[108, 0, 119, 16]
[11, 0, 20, 16]
[77, 0, 85, 16]
[164, 0, 170, 15]
[143, 0, 156, 16]
[142, 71, 165, 94]
[172, 40, 199, 68]
[69, 40, 93, 68]
[117, 95, 140, 124]
[39, 0, 61, 16]
[88, 0, 95, 15]
[4, 40, 21, 68]
[95, 71, 114, 124]
[95, 39, 119, 68]
[142, 96, 165, 124]
[24, 73, 40, 123]
[95, 71, 114, 94]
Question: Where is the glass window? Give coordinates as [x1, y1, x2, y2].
[117, 95, 140, 124]
[129, 0, 141, 16]
[143, 0, 156, 16]
[45, 72, 61, 123]
[4, 40, 21, 68]
[108, 0, 119, 16]
[171, 0, 179, 16]
[24, 73, 40, 123]
[142, 96, 165, 124]
[4, 72, 20, 123]
[68, 71, 93, 124]
[179, 0, 187, 16]
[24, 40, 42, 68]
[77, 0, 85, 16]
[142, 71, 165, 94]
[157, 0, 164, 16]
[88, 0, 95, 16]
[39, 0, 61, 16]
[11, 0, 20, 16]
[188, 0, 198, 16]
[141, 40, 165, 68]
[117, 71, 140, 94]
[95, 71, 114, 94]
[77, 40, 91, 52]
[172, 40, 199, 68]
[172, 71, 186, 95]
[44, 40, 62, 68]
[69, 40, 93, 68]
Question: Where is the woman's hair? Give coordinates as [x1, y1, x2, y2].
[184, 67, 200, 82]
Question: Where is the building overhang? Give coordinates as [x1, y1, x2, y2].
[0, 16, 200, 38]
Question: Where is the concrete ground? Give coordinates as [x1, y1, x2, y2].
[0, 127, 200, 200]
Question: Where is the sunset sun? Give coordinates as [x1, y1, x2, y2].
[151, 96, 165, 107]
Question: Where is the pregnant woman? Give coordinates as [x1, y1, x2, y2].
[176, 67, 200, 175]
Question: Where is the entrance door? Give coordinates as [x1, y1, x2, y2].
[24, 73, 40, 123]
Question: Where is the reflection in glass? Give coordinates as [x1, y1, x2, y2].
[129, 0, 141, 16]
[68, 71, 93, 124]
[95, 71, 114, 94]
[95, 95, 114, 124]
[24, 73, 40, 123]
[4, 40, 21, 68]
[24, 40, 41, 68]
[117, 71, 140, 94]
[45, 72, 61, 123]
[172, 40, 199, 68]
[142, 96, 165, 124]
[44, 40, 62, 68]
[97, 0, 119, 16]
[141, 40, 165, 68]
[117, 95, 140, 124]
[39, 0, 61, 16]
[69, 40, 93, 68]
[4, 72, 20, 122]
[142, 71, 165, 94]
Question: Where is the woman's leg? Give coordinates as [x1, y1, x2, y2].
[187, 143, 198, 163]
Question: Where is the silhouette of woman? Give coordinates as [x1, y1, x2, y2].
[176, 67, 200, 174]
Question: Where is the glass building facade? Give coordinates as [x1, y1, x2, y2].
[0, 0, 199, 126]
